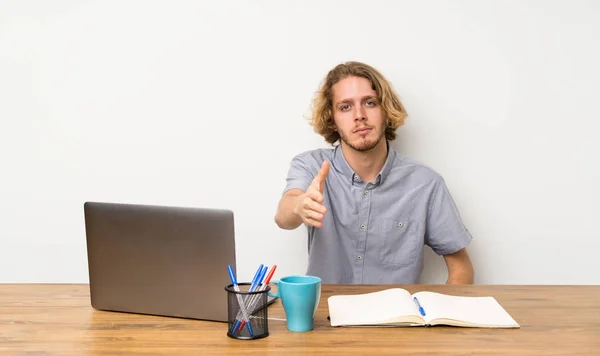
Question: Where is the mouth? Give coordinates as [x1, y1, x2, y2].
[353, 127, 372, 135]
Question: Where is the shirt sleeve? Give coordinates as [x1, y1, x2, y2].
[283, 154, 315, 195]
[425, 177, 473, 255]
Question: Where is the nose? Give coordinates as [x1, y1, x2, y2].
[354, 106, 366, 122]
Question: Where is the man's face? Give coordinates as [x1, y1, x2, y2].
[331, 76, 386, 152]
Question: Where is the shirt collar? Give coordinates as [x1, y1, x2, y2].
[332, 141, 396, 186]
[379, 141, 396, 185]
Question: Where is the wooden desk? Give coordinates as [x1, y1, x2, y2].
[1, 284, 599, 355]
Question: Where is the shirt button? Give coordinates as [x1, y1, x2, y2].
[364, 191, 368, 195]
[357, 255, 362, 260]
[360, 224, 366, 229]
[398, 222, 404, 228]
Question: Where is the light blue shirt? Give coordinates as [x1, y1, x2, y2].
[283, 142, 472, 284]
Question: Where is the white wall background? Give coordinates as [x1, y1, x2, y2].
[1, 0, 599, 284]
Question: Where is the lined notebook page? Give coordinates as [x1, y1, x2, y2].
[328, 288, 421, 326]
[412, 291, 520, 327]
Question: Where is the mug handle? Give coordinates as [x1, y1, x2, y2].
[267, 280, 280, 298]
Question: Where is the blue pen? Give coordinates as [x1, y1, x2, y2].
[232, 264, 264, 335]
[250, 266, 268, 292]
[413, 297, 426, 317]
[250, 264, 264, 287]
[233, 264, 264, 334]
[248, 266, 264, 292]
[244, 265, 276, 315]
[228, 265, 254, 336]
[234, 265, 271, 323]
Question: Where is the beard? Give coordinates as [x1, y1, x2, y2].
[339, 126, 386, 152]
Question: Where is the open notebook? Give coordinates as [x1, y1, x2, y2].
[328, 288, 520, 328]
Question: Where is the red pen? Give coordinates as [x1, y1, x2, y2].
[262, 265, 277, 286]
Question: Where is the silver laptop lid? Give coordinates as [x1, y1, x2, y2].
[83, 201, 236, 322]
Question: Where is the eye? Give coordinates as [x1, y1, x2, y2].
[365, 100, 376, 107]
[340, 104, 350, 111]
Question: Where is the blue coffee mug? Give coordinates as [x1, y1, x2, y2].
[268, 275, 321, 332]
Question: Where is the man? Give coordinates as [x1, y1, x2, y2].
[274, 61, 474, 284]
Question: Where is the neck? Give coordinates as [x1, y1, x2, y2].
[340, 139, 388, 183]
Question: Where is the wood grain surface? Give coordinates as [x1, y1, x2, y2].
[1, 284, 599, 355]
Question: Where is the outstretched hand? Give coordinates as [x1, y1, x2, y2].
[293, 160, 330, 228]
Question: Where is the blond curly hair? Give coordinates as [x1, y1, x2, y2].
[309, 61, 408, 145]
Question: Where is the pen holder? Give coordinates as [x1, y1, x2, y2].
[225, 283, 271, 340]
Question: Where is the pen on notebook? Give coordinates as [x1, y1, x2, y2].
[232, 264, 264, 335]
[228, 265, 254, 336]
[413, 296, 426, 317]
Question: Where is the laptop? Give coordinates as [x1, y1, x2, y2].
[83, 201, 274, 322]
